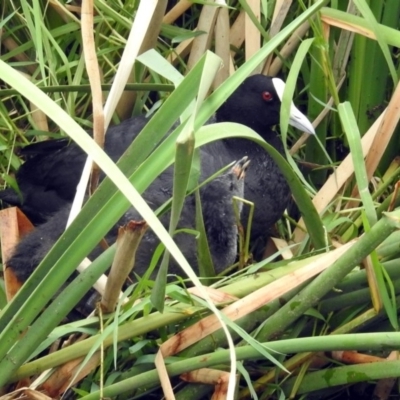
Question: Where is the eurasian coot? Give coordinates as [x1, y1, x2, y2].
[0, 75, 314, 248]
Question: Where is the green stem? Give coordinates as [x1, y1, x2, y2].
[0, 83, 174, 96]
[77, 332, 400, 400]
[256, 210, 400, 341]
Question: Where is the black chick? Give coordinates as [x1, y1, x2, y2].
[0, 75, 314, 248]
[7, 157, 249, 282]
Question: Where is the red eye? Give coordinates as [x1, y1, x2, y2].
[262, 91, 273, 101]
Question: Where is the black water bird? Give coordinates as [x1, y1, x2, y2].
[0, 75, 314, 247]
[7, 157, 249, 282]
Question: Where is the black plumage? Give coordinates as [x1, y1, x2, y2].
[0, 116, 149, 224]
[7, 157, 249, 282]
[0, 75, 314, 247]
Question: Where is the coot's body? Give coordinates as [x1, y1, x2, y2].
[8, 157, 249, 281]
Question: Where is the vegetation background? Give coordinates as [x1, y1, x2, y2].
[1, 0, 400, 398]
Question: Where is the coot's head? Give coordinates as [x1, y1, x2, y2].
[201, 156, 250, 214]
[216, 74, 315, 137]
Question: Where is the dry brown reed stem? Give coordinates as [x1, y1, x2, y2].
[155, 350, 175, 400]
[347, 79, 400, 208]
[267, 22, 310, 76]
[332, 350, 386, 364]
[270, 237, 294, 259]
[214, 7, 230, 89]
[0, 208, 34, 301]
[388, 181, 400, 212]
[187, 4, 220, 71]
[163, 0, 192, 25]
[263, 0, 293, 73]
[81, 0, 104, 193]
[0, 29, 37, 75]
[167, 34, 195, 65]
[321, 12, 378, 41]
[229, 11, 245, 56]
[373, 351, 399, 400]
[292, 109, 386, 244]
[331, 2, 357, 82]
[160, 241, 355, 357]
[1, 388, 52, 400]
[115, 0, 167, 120]
[362, 255, 382, 312]
[168, 9, 246, 68]
[48, 0, 79, 22]
[271, 0, 293, 36]
[15, 71, 49, 135]
[38, 353, 101, 398]
[29, 103, 49, 133]
[181, 369, 234, 398]
[100, 221, 147, 313]
[245, 0, 260, 67]
[187, 286, 238, 303]
[181, 368, 231, 385]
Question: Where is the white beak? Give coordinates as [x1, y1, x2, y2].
[272, 78, 315, 135]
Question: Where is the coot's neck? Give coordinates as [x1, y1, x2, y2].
[222, 128, 284, 156]
[215, 112, 284, 155]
